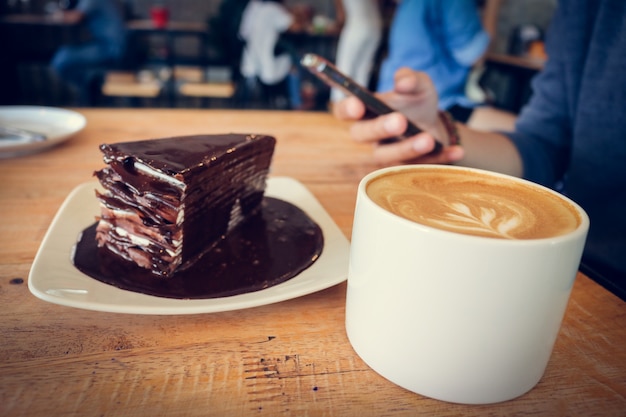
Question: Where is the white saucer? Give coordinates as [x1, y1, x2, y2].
[28, 177, 350, 314]
[0, 106, 86, 158]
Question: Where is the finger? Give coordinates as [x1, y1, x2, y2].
[371, 133, 464, 165]
[349, 112, 408, 144]
[393, 68, 433, 97]
[405, 145, 466, 165]
[371, 133, 436, 165]
[332, 96, 366, 121]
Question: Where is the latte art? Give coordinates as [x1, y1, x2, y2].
[367, 168, 581, 240]
[384, 190, 538, 239]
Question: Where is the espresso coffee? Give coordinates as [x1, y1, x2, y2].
[366, 167, 581, 240]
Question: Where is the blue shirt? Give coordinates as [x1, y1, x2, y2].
[506, 0, 626, 299]
[376, 0, 489, 110]
[77, 0, 126, 57]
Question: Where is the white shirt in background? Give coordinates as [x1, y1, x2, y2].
[239, 1, 294, 85]
[331, 0, 382, 101]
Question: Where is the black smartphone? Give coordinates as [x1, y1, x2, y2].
[300, 53, 442, 152]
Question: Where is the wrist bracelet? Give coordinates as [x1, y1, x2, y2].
[438, 111, 460, 146]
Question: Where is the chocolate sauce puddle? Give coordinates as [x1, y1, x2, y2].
[73, 197, 324, 299]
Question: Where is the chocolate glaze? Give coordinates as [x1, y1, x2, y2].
[73, 197, 324, 299]
[99, 134, 276, 176]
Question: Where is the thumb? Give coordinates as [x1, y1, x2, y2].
[393, 68, 434, 97]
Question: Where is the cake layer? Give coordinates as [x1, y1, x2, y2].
[95, 134, 276, 276]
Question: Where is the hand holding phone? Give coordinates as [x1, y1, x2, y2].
[301, 53, 443, 152]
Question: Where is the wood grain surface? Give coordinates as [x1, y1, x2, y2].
[0, 109, 624, 416]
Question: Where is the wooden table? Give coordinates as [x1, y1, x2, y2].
[485, 52, 546, 72]
[0, 109, 624, 416]
[0, 13, 81, 26]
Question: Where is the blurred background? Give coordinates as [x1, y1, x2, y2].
[0, 0, 556, 114]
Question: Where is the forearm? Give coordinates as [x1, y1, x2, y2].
[454, 124, 523, 177]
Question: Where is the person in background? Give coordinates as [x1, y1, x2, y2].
[207, 0, 251, 88]
[50, 0, 126, 105]
[330, 0, 382, 102]
[238, 0, 304, 109]
[332, 0, 626, 301]
[376, 0, 490, 122]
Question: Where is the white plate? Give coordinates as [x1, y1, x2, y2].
[28, 177, 350, 314]
[0, 106, 86, 158]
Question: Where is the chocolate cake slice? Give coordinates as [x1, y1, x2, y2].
[94, 133, 276, 277]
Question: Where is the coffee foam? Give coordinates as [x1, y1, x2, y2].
[366, 167, 581, 240]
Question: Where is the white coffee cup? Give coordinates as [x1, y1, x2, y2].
[345, 165, 589, 404]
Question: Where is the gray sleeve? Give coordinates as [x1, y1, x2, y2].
[503, 3, 573, 188]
